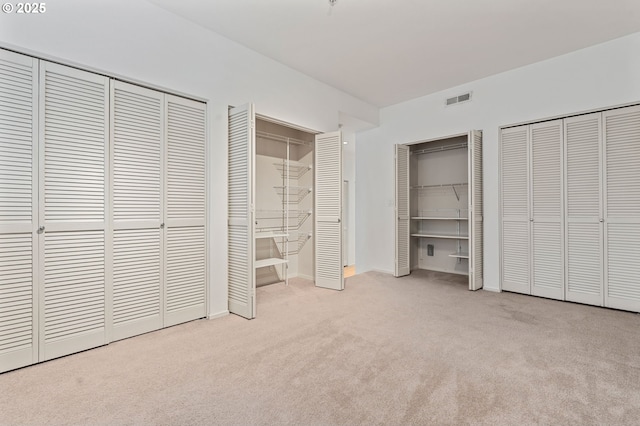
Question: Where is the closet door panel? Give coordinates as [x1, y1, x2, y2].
[315, 131, 343, 290]
[39, 62, 109, 360]
[111, 81, 163, 341]
[0, 50, 38, 373]
[228, 104, 255, 319]
[531, 121, 563, 300]
[164, 95, 206, 326]
[564, 113, 603, 306]
[469, 130, 483, 290]
[604, 106, 640, 311]
[394, 144, 410, 277]
[500, 126, 530, 294]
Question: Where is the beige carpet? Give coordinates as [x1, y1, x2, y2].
[1, 270, 640, 425]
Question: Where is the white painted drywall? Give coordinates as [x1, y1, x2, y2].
[342, 131, 356, 267]
[0, 0, 378, 318]
[356, 32, 640, 290]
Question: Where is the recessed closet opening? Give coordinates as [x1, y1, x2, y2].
[254, 118, 315, 287]
[228, 104, 346, 319]
[395, 131, 483, 291]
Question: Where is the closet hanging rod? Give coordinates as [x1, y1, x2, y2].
[256, 130, 312, 146]
[411, 182, 468, 189]
[412, 142, 467, 155]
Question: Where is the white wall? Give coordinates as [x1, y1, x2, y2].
[342, 131, 356, 266]
[356, 32, 640, 291]
[0, 0, 378, 317]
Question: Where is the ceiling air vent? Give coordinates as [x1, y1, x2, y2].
[445, 91, 472, 107]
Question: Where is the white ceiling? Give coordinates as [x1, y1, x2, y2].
[148, 0, 640, 108]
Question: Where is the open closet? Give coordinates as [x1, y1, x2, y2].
[394, 131, 483, 290]
[228, 104, 344, 319]
[253, 120, 314, 286]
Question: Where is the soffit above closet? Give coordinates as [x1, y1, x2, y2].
[148, 0, 640, 108]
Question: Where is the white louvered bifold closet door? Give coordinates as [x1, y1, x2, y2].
[227, 104, 255, 319]
[530, 120, 564, 300]
[468, 130, 483, 290]
[164, 95, 207, 326]
[39, 62, 109, 361]
[110, 81, 164, 340]
[315, 131, 344, 290]
[500, 126, 530, 294]
[603, 105, 640, 312]
[395, 144, 410, 277]
[0, 50, 38, 373]
[564, 113, 603, 306]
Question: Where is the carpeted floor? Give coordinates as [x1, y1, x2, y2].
[1, 270, 640, 425]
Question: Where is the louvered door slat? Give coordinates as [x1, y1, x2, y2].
[227, 104, 254, 319]
[530, 120, 563, 300]
[0, 50, 37, 374]
[110, 81, 163, 341]
[604, 106, 640, 311]
[166, 226, 205, 316]
[469, 130, 483, 290]
[42, 230, 105, 358]
[40, 62, 108, 361]
[315, 131, 343, 290]
[500, 126, 530, 294]
[395, 144, 410, 277]
[565, 113, 603, 305]
[164, 95, 206, 326]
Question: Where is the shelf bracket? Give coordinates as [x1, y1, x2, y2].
[452, 184, 460, 201]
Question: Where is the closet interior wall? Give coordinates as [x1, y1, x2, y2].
[395, 130, 483, 290]
[254, 119, 314, 286]
[410, 136, 470, 276]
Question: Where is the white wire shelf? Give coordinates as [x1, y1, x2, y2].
[411, 233, 469, 240]
[256, 130, 312, 147]
[255, 258, 288, 269]
[449, 251, 469, 259]
[273, 161, 312, 180]
[255, 209, 312, 232]
[411, 183, 468, 201]
[411, 182, 468, 189]
[255, 232, 289, 239]
[412, 217, 468, 220]
[274, 232, 312, 255]
[274, 186, 312, 204]
[411, 142, 467, 155]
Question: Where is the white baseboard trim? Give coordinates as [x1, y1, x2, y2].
[296, 274, 314, 281]
[207, 310, 229, 320]
[482, 286, 501, 293]
[371, 268, 394, 275]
